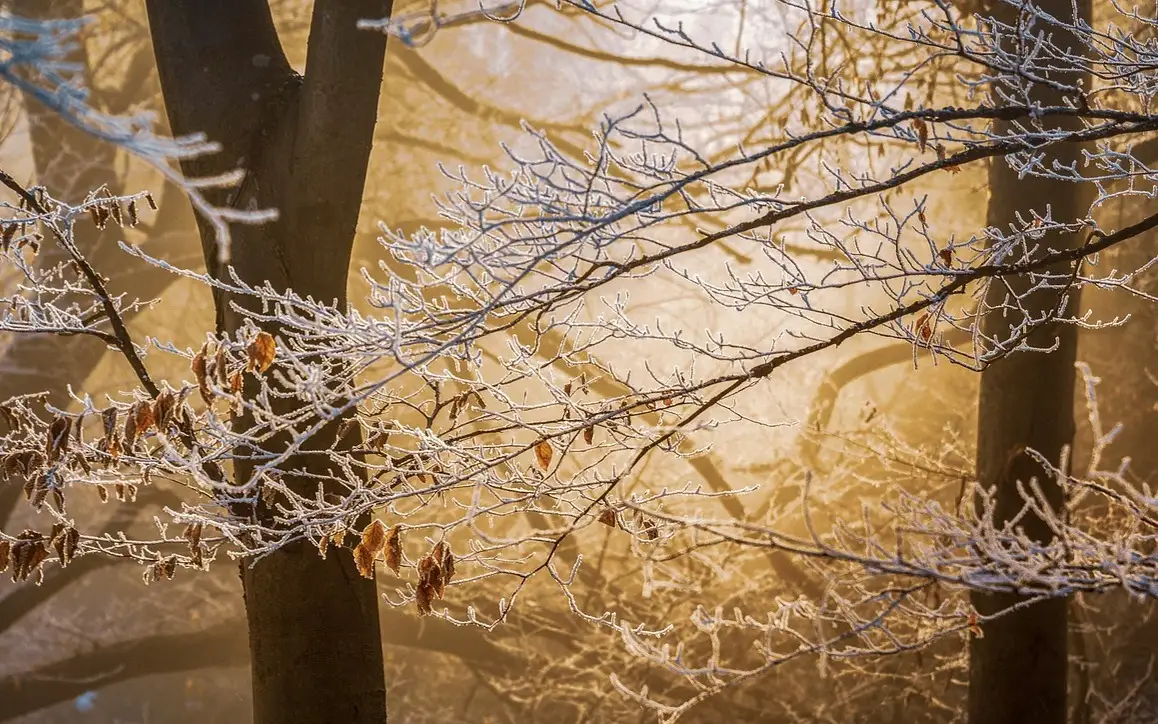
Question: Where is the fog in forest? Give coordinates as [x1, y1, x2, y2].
[0, 1, 1155, 723]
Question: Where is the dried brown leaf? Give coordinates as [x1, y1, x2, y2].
[534, 439, 553, 471]
[152, 389, 176, 430]
[60, 527, 79, 566]
[11, 531, 47, 582]
[45, 415, 70, 462]
[361, 519, 387, 558]
[418, 553, 444, 599]
[353, 542, 376, 579]
[101, 406, 117, 440]
[135, 400, 155, 434]
[192, 342, 213, 403]
[247, 332, 276, 373]
[915, 313, 933, 342]
[213, 345, 228, 388]
[122, 407, 139, 451]
[183, 523, 203, 551]
[440, 545, 455, 586]
[416, 582, 434, 615]
[384, 525, 402, 574]
[598, 508, 617, 528]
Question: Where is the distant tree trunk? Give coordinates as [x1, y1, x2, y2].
[968, 0, 1092, 721]
[0, 0, 195, 527]
[1071, 178, 1158, 721]
[143, 3, 391, 722]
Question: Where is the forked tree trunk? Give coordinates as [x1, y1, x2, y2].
[968, 0, 1091, 721]
[143, 3, 391, 722]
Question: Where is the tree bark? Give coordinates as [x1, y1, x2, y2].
[968, 1, 1092, 721]
[142, 3, 392, 722]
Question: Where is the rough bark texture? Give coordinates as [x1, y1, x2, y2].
[142, 3, 392, 722]
[968, 0, 1092, 721]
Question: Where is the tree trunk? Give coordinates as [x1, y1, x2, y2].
[968, 1, 1091, 721]
[142, 3, 391, 722]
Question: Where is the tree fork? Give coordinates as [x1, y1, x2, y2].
[143, 3, 392, 721]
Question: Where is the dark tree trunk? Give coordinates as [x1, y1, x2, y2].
[968, 0, 1092, 721]
[142, 3, 392, 722]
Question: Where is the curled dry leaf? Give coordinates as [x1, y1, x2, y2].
[384, 525, 402, 574]
[915, 313, 933, 342]
[134, 400, 155, 435]
[183, 522, 203, 551]
[247, 332, 276, 374]
[598, 508, 617, 528]
[415, 580, 434, 616]
[192, 342, 213, 403]
[26, 474, 48, 511]
[440, 544, 455, 587]
[152, 389, 176, 431]
[52, 526, 79, 567]
[213, 345, 228, 388]
[143, 556, 178, 585]
[583, 425, 595, 445]
[914, 118, 928, 153]
[101, 406, 117, 440]
[122, 409, 139, 452]
[418, 552, 445, 600]
[45, 415, 70, 462]
[534, 439, 553, 471]
[11, 531, 47, 583]
[0, 539, 8, 573]
[969, 611, 984, 638]
[353, 541, 376, 579]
